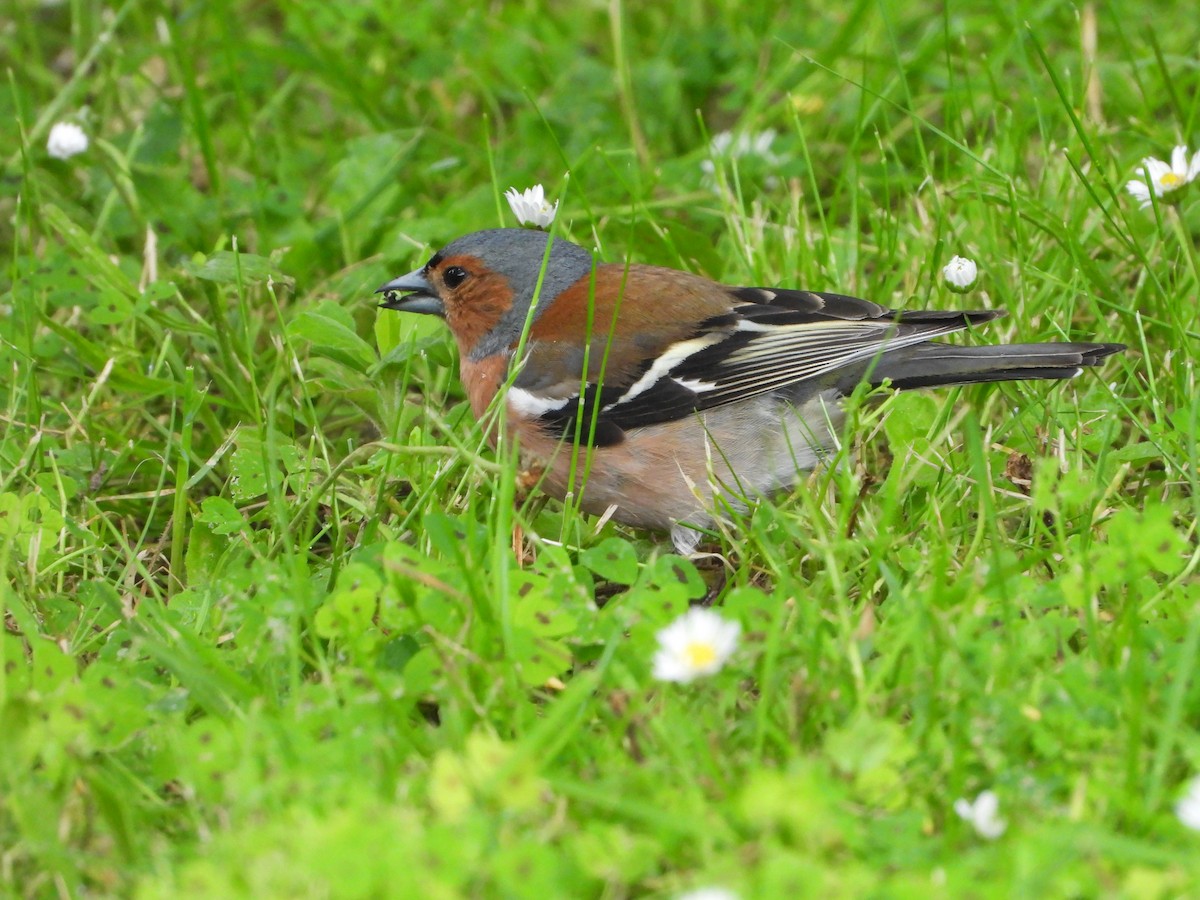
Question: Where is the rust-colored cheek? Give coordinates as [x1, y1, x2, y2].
[439, 255, 514, 355]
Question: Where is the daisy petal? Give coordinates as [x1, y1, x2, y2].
[1170, 145, 1189, 177]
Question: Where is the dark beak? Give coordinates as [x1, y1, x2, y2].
[375, 268, 445, 317]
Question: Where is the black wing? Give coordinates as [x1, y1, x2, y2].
[519, 289, 1002, 447]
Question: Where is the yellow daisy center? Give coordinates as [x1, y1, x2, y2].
[1160, 172, 1184, 188]
[684, 642, 718, 668]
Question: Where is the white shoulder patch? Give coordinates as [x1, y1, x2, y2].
[508, 387, 572, 417]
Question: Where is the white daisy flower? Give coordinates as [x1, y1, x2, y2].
[942, 255, 978, 292]
[1175, 775, 1200, 831]
[46, 122, 88, 160]
[1125, 145, 1200, 209]
[700, 129, 782, 175]
[504, 184, 558, 228]
[953, 790, 1007, 840]
[652, 608, 740, 684]
[706, 131, 735, 161]
[677, 889, 738, 900]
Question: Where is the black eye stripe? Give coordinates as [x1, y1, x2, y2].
[442, 265, 469, 289]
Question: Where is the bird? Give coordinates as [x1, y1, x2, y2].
[377, 228, 1124, 553]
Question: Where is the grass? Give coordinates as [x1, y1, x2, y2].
[2, 0, 1199, 895]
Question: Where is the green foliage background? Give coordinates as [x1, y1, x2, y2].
[2, 0, 1198, 895]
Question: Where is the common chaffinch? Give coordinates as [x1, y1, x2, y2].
[378, 229, 1124, 552]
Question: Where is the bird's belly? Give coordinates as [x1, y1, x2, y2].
[516, 391, 843, 533]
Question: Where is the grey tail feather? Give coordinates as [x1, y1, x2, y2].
[848, 342, 1126, 392]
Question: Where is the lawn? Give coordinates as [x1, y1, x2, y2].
[3, 0, 1199, 896]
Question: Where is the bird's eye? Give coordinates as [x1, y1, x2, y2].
[442, 266, 469, 289]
